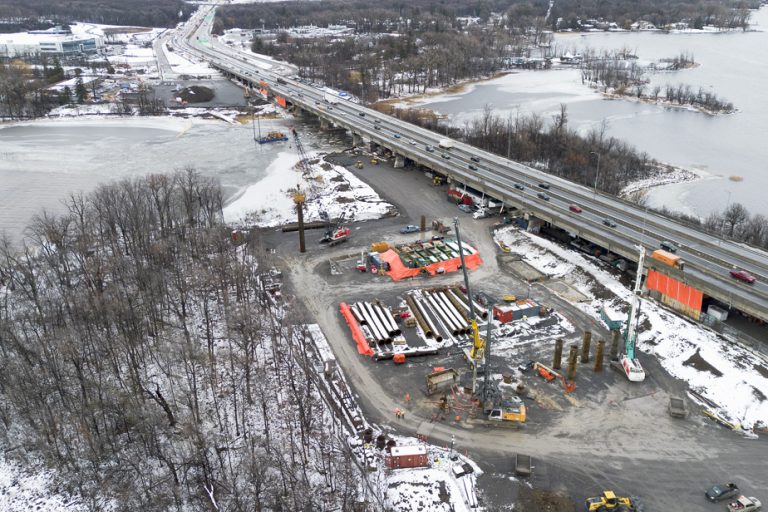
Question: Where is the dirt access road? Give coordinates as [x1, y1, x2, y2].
[265, 152, 768, 510]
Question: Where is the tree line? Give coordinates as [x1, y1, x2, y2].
[0, 170, 370, 510]
[550, 0, 756, 31]
[651, 199, 768, 251]
[397, 104, 656, 195]
[0, 0, 193, 32]
[579, 50, 735, 114]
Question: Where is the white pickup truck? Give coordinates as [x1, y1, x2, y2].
[727, 496, 762, 512]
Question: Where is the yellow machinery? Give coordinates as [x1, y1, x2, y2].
[370, 158, 379, 165]
[585, 491, 643, 511]
[355, 160, 364, 169]
[488, 396, 526, 423]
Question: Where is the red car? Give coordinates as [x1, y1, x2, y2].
[569, 204, 583, 213]
[730, 269, 756, 284]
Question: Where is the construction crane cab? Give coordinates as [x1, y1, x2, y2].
[487, 396, 526, 423]
[468, 319, 484, 361]
[319, 211, 350, 246]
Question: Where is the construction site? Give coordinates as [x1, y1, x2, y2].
[249, 125, 768, 511]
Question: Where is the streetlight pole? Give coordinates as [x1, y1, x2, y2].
[590, 151, 601, 197]
[718, 189, 732, 245]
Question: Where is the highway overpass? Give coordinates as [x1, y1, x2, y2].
[176, 6, 768, 324]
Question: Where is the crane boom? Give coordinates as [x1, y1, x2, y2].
[620, 245, 646, 382]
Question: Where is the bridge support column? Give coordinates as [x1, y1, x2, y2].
[369, 142, 378, 153]
[319, 118, 330, 130]
[393, 154, 405, 168]
[352, 132, 363, 146]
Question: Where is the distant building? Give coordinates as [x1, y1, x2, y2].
[0, 26, 104, 57]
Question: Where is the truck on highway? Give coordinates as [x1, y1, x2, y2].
[651, 249, 685, 270]
[438, 139, 454, 150]
[323, 93, 339, 105]
[727, 496, 761, 512]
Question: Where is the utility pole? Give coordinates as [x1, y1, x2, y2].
[590, 151, 601, 196]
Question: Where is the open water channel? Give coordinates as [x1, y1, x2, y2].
[415, 6, 768, 218]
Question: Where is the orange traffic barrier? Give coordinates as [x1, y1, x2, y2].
[393, 353, 406, 364]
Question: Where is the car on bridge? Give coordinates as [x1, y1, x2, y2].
[441, 154, 451, 160]
[426, 145, 435, 152]
[400, 225, 420, 234]
[730, 269, 756, 284]
[705, 483, 739, 502]
[514, 183, 525, 190]
[468, 164, 478, 171]
[358, 112, 365, 117]
[470, 156, 481, 163]
[537, 192, 550, 201]
[660, 240, 678, 253]
[374, 125, 381, 130]
[569, 204, 583, 213]
[538, 183, 551, 189]
[603, 218, 617, 228]
[393, 133, 401, 138]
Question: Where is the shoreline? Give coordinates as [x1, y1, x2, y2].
[371, 71, 513, 111]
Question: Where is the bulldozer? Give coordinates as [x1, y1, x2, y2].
[585, 491, 644, 512]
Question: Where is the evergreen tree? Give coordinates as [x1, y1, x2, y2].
[60, 85, 72, 104]
[75, 77, 87, 103]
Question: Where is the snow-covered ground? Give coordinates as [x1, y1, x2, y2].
[0, 455, 98, 512]
[493, 226, 768, 430]
[224, 152, 396, 227]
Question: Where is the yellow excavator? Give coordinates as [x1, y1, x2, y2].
[585, 491, 644, 511]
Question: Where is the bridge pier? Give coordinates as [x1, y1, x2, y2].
[352, 132, 363, 147]
[319, 118, 331, 130]
[369, 142, 379, 153]
[393, 154, 405, 168]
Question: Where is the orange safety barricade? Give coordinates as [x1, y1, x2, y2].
[393, 353, 406, 364]
[339, 302, 374, 356]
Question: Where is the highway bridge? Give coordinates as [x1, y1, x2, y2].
[176, 6, 768, 323]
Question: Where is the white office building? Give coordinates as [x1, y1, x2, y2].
[0, 27, 104, 57]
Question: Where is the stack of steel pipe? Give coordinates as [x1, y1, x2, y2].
[355, 302, 391, 344]
[424, 292, 464, 336]
[408, 294, 443, 341]
[433, 290, 470, 333]
[373, 302, 400, 336]
[350, 304, 366, 325]
[451, 287, 488, 319]
[405, 295, 435, 341]
[440, 289, 471, 323]
[404, 295, 431, 338]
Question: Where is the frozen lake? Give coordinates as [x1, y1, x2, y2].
[414, 6, 768, 218]
[0, 115, 338, 242]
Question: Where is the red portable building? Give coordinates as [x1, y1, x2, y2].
[385, 445, 429, 469]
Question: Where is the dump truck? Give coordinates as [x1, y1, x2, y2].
[585, 491, 644, 511]
[651, 249, 685, 270]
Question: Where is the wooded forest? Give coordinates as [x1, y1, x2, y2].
[0, 171, 370, 510]
[0, 0, 193, 31]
